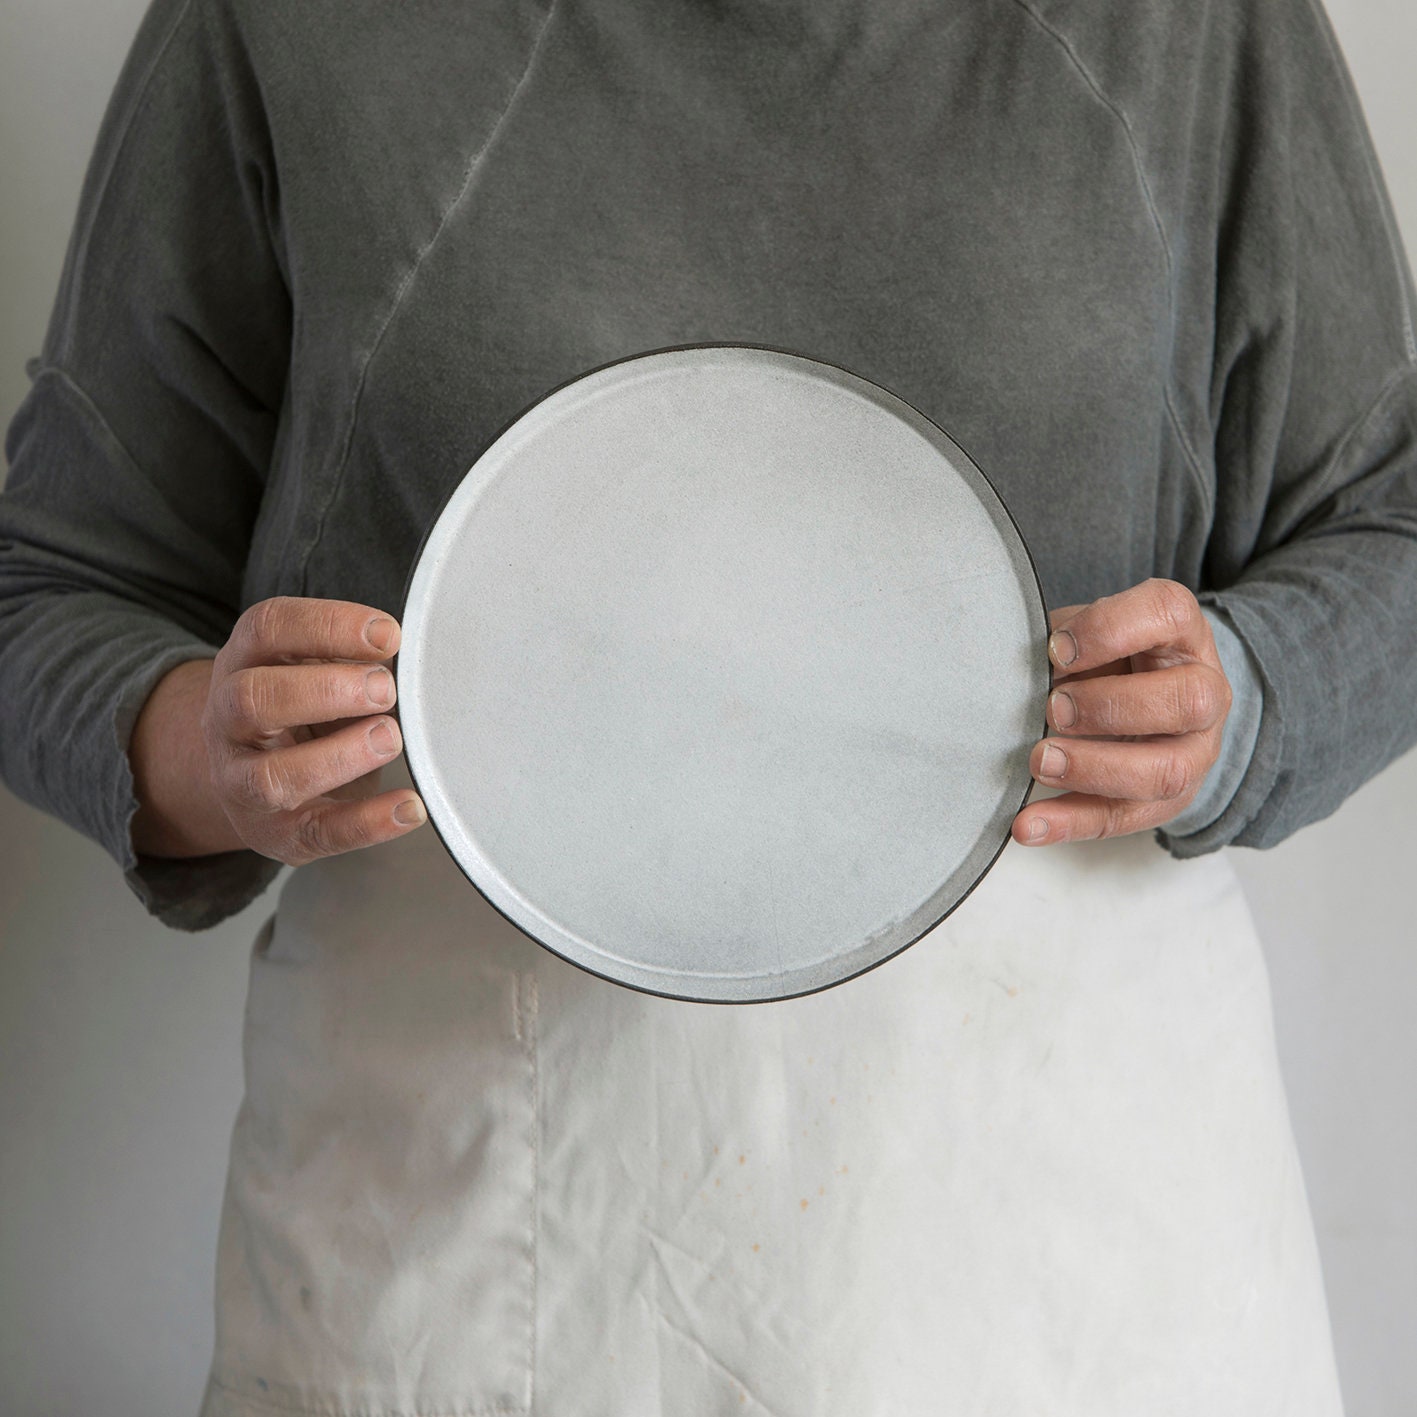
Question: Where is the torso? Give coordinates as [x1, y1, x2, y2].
[198, 6, 1343, 1411]
[234, 0, 1211, 618]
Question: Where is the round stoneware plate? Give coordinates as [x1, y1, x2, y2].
[399, 345, 1049, 1003]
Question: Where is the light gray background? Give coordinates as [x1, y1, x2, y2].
[0, 2, 1412, 1413]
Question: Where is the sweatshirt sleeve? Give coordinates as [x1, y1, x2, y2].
[0, 0, 289, 927]
[1158, 0, 1417, 859]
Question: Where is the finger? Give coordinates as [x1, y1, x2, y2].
[1029, 733, 1215, 805]
[1047, 579, 1209, 675]
[220, 597, 400, 672]
[222, 716, 404, 815]
[1011, 792, 1175, 846]
[279, 789, 428, 866]
[1047, 605, 1130, 684]
[216, 661, 397, 742]
[1047, 663, 1230, 738]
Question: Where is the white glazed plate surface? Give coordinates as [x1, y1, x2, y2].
[398, 346, 1049, 1002]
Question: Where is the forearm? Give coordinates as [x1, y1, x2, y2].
[129, 657, 243, 858]
[1190, 520, 1417, 852]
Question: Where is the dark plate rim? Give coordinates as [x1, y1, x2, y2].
[394, 341, 1052, 1005]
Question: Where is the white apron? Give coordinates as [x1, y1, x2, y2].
[199, 766, 1344, 1417]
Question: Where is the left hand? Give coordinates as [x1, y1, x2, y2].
[1011, 578, 1233, 846]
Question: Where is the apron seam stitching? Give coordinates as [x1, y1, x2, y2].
[525, 971, 540, 1414]
[207, 1370, 528, 1417]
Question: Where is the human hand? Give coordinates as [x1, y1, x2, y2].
[132, 597, 426, 863]
[1010, 579, 1232, 846]
[194, 597, 427, 864]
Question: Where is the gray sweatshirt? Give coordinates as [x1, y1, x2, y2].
[2, 0, 1415, 930]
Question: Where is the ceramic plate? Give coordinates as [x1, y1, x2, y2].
[399, 345, 1048, 1002]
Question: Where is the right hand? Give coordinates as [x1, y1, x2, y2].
[131, 597, 427, 864]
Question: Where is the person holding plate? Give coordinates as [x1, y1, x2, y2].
[3, 0, 1414, 1411]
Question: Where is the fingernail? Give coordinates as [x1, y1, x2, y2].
[1050, 690, 1077, 728]
[1049, 629, 1078, 668]
[1026, 817, 1048, 843]
[366, 666, 395, 707]
[393, 796, 426, 827]
[368, 718, 400, 756]
[1040, 743, 1068, 780]
[365, 616, 396, 652]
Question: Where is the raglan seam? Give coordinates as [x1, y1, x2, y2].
[1285, 363, 1417, 528]
[1000, 0, 1216, 520]
[25, 363, 150, 484]
[16, 363, 245, 634]
[295, 0, 562, 595]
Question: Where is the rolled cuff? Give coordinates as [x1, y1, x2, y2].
[1158, 596, 1286, 860]
[0, 594, 281, 931]
[1162, 606, 1265, 841]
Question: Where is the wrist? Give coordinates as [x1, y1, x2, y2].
[129, 658, 243, 858]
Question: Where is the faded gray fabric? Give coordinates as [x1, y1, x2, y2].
[1167, 607, 1265, 838]
[2, 0, 1416, 929]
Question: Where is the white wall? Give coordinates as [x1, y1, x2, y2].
[1, 2, 1413, 1413]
